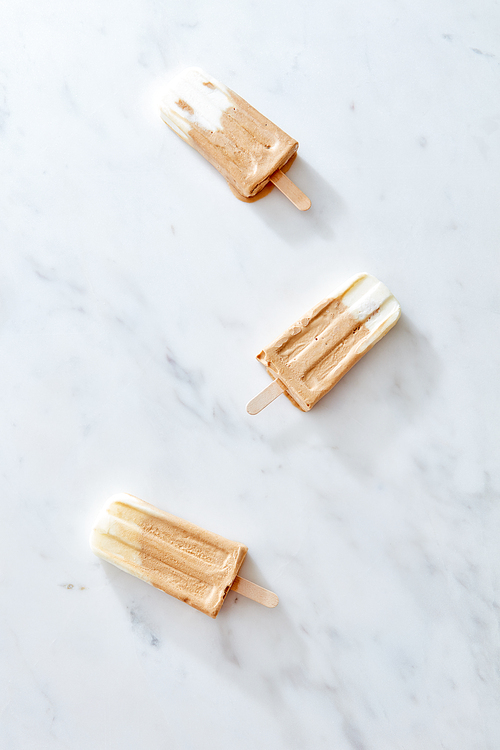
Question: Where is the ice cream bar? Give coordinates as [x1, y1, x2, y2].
[160, 67, 310, 209]
[90, 493, 277, 618]
[248, 273, 401, 414]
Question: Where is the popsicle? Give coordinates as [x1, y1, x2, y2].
[159, 66, 310, 210]
[247, 273, 401, 414]
[90, 493, 278, 618]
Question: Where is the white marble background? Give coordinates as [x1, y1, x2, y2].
[1, 0, 499, 748]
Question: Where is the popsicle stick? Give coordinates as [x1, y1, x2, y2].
[246, 379, 283, 415]
[269, 168, 311, 211]
[231, 576, 279, 608]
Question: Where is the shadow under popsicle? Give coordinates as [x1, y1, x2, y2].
[101, 552, 327, 744]
[253, 157, 346, 245]
[260, 315, 440, 473]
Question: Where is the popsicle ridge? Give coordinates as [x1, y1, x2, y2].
[177, 98, 297, 191]
[100, 515, 236, 585]
[113, 500, 235, 567]
[93, 526, 216, 597]
[285, 283, 397, 380]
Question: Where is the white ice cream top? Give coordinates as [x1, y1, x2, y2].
[160, 67, 232, 140]
[339, 273, 401, 352]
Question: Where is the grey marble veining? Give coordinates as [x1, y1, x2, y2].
[1, 0, 500, 748]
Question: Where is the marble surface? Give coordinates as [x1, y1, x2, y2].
[1, 0, 500, 748]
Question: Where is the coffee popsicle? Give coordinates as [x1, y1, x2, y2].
[90, 493, 278, 618]
[248, 273, 401, 414]
[159, 67, 310, 210]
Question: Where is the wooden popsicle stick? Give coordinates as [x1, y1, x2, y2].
[231, 576, 279, 608]
[269, 168, 311, 211]
[246, 379, 283, 415]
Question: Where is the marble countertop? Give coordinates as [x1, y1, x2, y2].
[2, 1, 499, 748]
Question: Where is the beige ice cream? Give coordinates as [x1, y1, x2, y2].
[90, 493, 247, 618]
[257, 273, 401, 411]
[160, 67, 298, 198]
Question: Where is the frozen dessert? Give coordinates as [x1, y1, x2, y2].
[160, 67, 310, 209]
[248, 273, 401, 413]
[90, 493, 278, 617]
